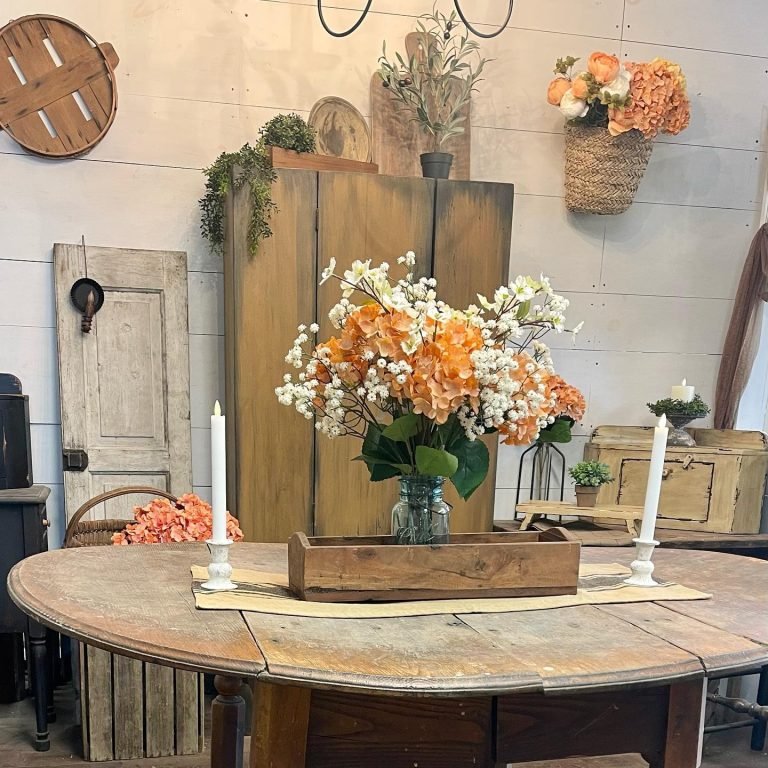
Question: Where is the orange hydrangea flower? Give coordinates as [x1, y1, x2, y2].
[111, 493, 244, 545]
[548, 376, 586, 421]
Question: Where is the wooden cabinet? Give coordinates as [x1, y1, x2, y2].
[225, 170, 513, 542]
[585, 426, 768, 534]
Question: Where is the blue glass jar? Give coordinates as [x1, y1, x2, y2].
[391, 475, 451, 545]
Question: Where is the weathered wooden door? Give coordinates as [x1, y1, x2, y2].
[54, 244, 192, 521]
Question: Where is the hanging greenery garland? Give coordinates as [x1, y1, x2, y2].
[200, 113, 316, 255]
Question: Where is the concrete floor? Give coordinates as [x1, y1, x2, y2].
[0, 684, 765, 767]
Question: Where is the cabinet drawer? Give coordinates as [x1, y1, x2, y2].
[617, 458, 713, 522]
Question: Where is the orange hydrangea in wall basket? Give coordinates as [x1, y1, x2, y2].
[112, 493, 244, 545]
[547, 52, 690, 215]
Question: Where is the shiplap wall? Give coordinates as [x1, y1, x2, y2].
[1, 0, 765, 544]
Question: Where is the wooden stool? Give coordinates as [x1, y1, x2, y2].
[517, 501, 644, 537]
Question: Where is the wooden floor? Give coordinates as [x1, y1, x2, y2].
[0, 685, 764, 767]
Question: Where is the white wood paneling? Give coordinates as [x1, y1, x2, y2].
[547, 293, 599, 350]
[192, 427, 213, 487]
[0, 260, 54, 327]
[472, 128, 563, 195]
[0, 326, 60, 424]
[621, 43, 768, 151]
[636, 143, 763, 210]
[46, 483, 65, 550]
[189, 334, 225, 429]
[594, 294, 731, 354]
[602, 204, 756, 299]
[586, 351, 719, 428]
[193, 486, 213, 504]
[189, 272, 225, 336]
[30, 424, 63, 485]
[0, 153, 215, 271]
[473, 29, 619, 133]
[510, 195, 605, 293]
[623, 0, 768, 58]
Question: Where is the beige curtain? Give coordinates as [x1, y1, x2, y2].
[714, 223, 768, 429]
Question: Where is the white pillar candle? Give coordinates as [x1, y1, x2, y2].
[211, 400, 227, 543]
[670, 378, 694, 402]
[639, 414, 669, 542]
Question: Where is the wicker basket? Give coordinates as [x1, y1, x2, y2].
[564, 124, 653, 215]
[64, 486, 177, 548]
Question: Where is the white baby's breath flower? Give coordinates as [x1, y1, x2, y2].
[320, 257, 336, 285]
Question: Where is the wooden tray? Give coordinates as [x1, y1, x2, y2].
[288, 529, 581, 603]
[267, 146, 377, 174]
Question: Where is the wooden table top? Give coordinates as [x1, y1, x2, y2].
[8, 543, 768, 697]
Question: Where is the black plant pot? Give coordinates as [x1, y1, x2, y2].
[420, 152, 453, 179]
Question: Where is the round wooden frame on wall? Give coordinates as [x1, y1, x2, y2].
[309, 96, 372, 163]
[0, 14, 119, 158]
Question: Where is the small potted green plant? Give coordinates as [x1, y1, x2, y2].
[377, 9, 488, 179]
[568, 461, 613, 508]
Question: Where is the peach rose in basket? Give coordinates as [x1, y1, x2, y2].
[570, 74, 589, 100]
[547, 77, 571, 106]
[587, 52, 620, 84]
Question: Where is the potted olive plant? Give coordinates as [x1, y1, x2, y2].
[378, 10, 487, 179]
[568, 461, 613, 508]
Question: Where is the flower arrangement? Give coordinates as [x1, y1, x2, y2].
[112, 493, 244, 545]
[537, 375, 586, 443]
[276, 253, 583, 500]
[547, 52, 690, 138]
[648, 394, 710, 419]
[568, 461, 613, 487]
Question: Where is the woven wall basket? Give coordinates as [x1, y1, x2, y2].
[564, 124, 653, 215]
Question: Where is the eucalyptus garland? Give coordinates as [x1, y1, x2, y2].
[199, 113, 316, 256]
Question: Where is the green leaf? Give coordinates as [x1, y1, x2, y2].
[537, 418, 573, 444]
[415, 446, 458, 478]
[369, 463, 402, 482]
[437, 414, 463, 450]
[362, 423, 409, 464]
[354, 455, 413, 475]
[516, 299, 532, 320]
[382, 413, 420, 442]
[449, 439, 489, 500]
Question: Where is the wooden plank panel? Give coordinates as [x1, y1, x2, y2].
[84, 645, 113, 761]
[174, 670, 202, 755]
[433, 179, 513, 532]
[145, 662, 174, 757]
[250, 681, 310, 768]
[307, 690, 493, 768]
[598, 603, 767, 676]
[227, 169, 317, 541]
[112, 654, 143, 759]
[457, 604, 702, 692]
[241, 611, 541, 695]
[314, 173, 435, 537]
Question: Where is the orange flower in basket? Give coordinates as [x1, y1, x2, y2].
[111, 493, 244, 545]
[547, 77, 571, 106]
[587, 52, 619, 84]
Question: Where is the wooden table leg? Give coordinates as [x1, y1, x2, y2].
[28, 621, 50, 752]
[211, 675, 246, 768]
[250, 681, 310, 768]
[650, 678, 705, 768]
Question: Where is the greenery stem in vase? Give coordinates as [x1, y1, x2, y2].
[276, 252, 584, 544]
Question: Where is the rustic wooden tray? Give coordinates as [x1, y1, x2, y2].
[267, 146, 378, 174]
[288, 529, 581, 603]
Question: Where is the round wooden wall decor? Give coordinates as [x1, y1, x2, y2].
[0, 15, 119, 158]
[309, 96, 372, 162]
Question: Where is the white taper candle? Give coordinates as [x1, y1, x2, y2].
[211, 400, 227, 543]
[639, 414, 668, 542]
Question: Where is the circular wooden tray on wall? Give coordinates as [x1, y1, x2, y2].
[0, 15, 119, 158]
[309, 96, 372, 163]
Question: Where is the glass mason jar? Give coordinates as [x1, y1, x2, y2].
[391, 475, 451, 545]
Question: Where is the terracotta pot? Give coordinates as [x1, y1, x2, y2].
[574, 485, 599, 508]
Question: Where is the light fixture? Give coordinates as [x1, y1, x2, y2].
[316, 1, 514, 39]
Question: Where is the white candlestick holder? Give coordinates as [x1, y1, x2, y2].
[201, 539, 238, 591]
[624, 537, 660, 587]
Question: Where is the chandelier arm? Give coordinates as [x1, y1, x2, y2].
[453, 0, 514, 39]
[316, 0, 374, 37]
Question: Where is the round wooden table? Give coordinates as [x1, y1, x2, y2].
[9, 543, 768, 768]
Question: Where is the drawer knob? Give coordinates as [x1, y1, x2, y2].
[41, 518, 50, 527]
[662, 468, 672, 479]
